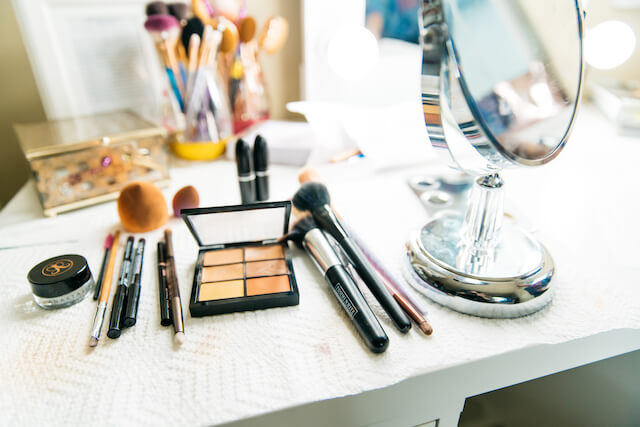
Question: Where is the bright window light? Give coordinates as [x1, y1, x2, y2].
[327, 26, 379, 81]
[585, 20, 636, 70]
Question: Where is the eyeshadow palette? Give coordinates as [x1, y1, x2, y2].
[182, 201, 299, 317]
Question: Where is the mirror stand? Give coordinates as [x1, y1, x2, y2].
[406, 173, 555, 318]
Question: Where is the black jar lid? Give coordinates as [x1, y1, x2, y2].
[28, 254, 92, 298]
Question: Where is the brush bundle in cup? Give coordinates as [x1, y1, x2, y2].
[144, 3, 232, 160]
[229, 16, 289, 134]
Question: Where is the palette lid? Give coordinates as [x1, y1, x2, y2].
[181, 201, 292, 248]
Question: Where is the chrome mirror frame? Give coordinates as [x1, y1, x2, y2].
[406, 0, 586, 318]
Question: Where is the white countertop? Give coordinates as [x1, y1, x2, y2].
[1, 107, 639, 426]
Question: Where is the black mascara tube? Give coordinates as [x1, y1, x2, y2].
[235, 138, 256, 204]
[253, 134, 269, 201]
[303, 228, 388, 353]
[157, 241, 172, 327]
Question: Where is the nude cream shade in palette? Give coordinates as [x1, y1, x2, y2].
[182, 201, 299, 316]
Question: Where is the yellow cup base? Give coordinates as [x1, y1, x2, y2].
[170, 139, 229, 161]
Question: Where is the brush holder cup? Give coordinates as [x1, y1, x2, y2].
[229, 40, 270, 134]
[406, 0, 585, 318]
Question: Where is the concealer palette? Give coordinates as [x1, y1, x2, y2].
[182, 201, 299, 316]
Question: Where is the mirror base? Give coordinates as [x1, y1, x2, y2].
[405, 213, 554, 318]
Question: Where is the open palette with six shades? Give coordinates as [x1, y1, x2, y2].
[182, 201, 299, 316]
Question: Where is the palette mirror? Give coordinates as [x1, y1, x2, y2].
[405, 0, 585, 317]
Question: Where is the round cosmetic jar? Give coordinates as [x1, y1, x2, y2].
[27, 254, 94, 309]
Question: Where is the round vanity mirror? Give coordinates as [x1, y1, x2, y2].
[406, 0, 585, 317]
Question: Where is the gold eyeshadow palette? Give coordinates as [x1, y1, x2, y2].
[181, 201, 299, 317]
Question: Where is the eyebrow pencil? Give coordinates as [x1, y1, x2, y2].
[293, 182, 412, 333]
[164, 229, 185, 345]
[123, 238, 146, 328]
[157, 241, 172, 327]
[89, 230, 121, 347]
[282, 216, 389, 353]
[93, 233, 114, 300]
[107, 236, 135, 339]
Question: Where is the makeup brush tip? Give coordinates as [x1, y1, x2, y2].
[174, 332, 185, 345]
[419, 321, 433, 336]
[89, 337, 98, 347]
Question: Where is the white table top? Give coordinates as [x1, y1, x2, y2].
[1, 107, 639, 426]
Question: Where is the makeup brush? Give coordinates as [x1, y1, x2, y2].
[239, 16, 257, 44]
[297, 167, 433, 335]
[293, 183, 412, 333]
[217, 16, 239, 54]
[168, 2, 189, 24]
[89, 230, 121, 348]
[144, 14, 184, 109]
[281, 216, 389, 353]
[146, 1, 169, 16]
[93, 233, 114, 300]
[258, 16, 289, 55]
[192, 0, 213, 23]
[181, 17, 204, 54]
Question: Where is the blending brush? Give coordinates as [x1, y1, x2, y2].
[281, 216, 389, 353]
[297, 167, 433, 335]
[293, 182, 412, 333]
[258, 16, 289, 55]
[168, 2, 189, 25]
[144, 14, 184, 110]
[146, 1, 169, 16]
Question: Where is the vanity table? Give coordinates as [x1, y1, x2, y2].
[1, 107, 639, 427]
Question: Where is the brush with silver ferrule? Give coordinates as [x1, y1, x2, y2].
[89, 230, 121, 348]
[292, 183, 412, 333]
[281, 216, 389, 353]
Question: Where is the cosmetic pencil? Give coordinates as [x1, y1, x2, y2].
[93, 233, 114, 300]
[293, 183, 412, 333]
[253, 134, 269, 201]
[282, 216, 388, 353]
[89, 230, 121, 347]
[123, 239, 146, 328]
[107, 236, 134, 339]
[164, 229, 185, 345]
[157, 241, 172, 326]
[236, 138, 256, 204]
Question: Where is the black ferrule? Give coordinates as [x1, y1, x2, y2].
[339, 238, 412, 333]
[107, 285, 127, 339]
[325, 264, 389, 353]
[312, 205, 349, 241]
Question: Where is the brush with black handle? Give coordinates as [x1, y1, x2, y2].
[293, 182, 412, 333]
[281, 216, 389, 353]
